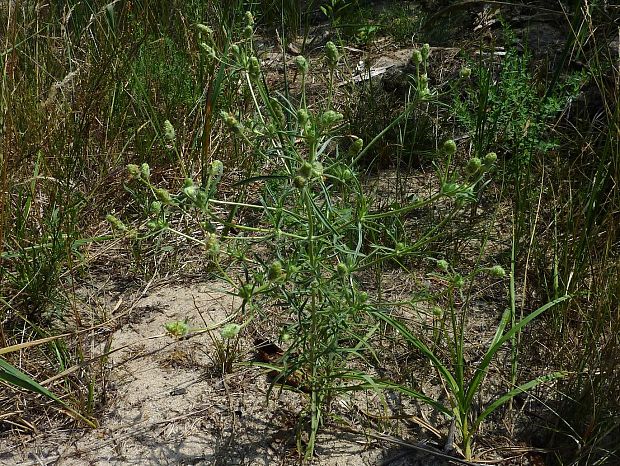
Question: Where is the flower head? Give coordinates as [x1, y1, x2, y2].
[196, 24, 213, 37]
[297, 108, 310, 126]
[325, 41, 340, 68]
[421, 43, 431, 61]
[465, 157, 482, 176]
[299, 161, 313, 178]
[483, 152, 497, 167]
[349, 137, 364, 155]
[106, 214, 127, 231]
[443, 139, 457, 155]
[293, 175, 307, 189]
[336, 262, 349, 276]
[411, 49, 423, 65]
[220, 323, 242, 339]
[165, 320, 189, 338]
[220, 110, 244, 134]
[163, 120, 176, 141]
[267, 260, 285, 281]
[460, 67, 472, 79]
[127, 163, 141, 179]
[210, 160, 224, 178]
[205, 232, 220, 257]
[200, 43, 216, 60]
[320, 110, 343, 128]
[487, 265, 506, 278]
[140, 162, 150, 180]
[155, 188, 173, 205]
[295, 55, 309, 75]
[244, 11, 254, 27]
[150, 201, 162, 215]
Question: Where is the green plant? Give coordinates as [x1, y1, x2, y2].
[343, 45, 439, 172]
[115, 23, 508, 460]
[373, 273, 570, 460]
[130, 34, 197, 117]
[454, 35, 584, 170]
[531, 3, 620, 461]
[164, 317, 244, 375]
[1, 0, 617, 462]
[250, 0, 318, 36]
[116, 37, 374, 458]
[380, 3, 423, 44]
[324, 1, 422, 45]
[211, 323, 243, 374]
[320, 0, 356, 27]
[0, 1, 131, 434]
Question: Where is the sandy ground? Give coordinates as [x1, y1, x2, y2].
[1, 281, 443, 466]
[0, 276, 544, 466]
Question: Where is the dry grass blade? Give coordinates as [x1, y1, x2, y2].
[0, 333, 73, 356]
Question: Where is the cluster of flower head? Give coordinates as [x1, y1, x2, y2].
[411, 43, 430, 66]
[165, 319, 190, 338]
[438, 140, 498, 204]
[411, 43, 432, 98]
[465, 152, 497, 178]
[295, 108, 344, 146]
[197, 24, 216, 62]
[127, 162, 151, 181]
[294, 159, 325, 189]
[198, 11, 258, 78]
[434, 258, 506, 286]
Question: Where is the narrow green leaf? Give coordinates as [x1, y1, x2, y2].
[372, 310, 459, 393]
[0, 358, 97, 427]
[474, 371, 567, 430]
[491, 308, 511, 348]
[465, 295, 570, 409]
[339, 373, 452, 417]
[0, 358, 63, 402]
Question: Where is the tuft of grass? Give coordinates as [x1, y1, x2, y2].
[1, 334, 97, 428]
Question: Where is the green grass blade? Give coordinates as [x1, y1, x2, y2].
[491, 308, 511, 348]
[0, 357, 63, 401]
[0, 358, 97, 427]
[352, 103, 414, 165]
[372, 310, 459, 394]
[339, 373, 452, 417]
[473, 371, 568, 431]
[465, 295, 571, 408]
